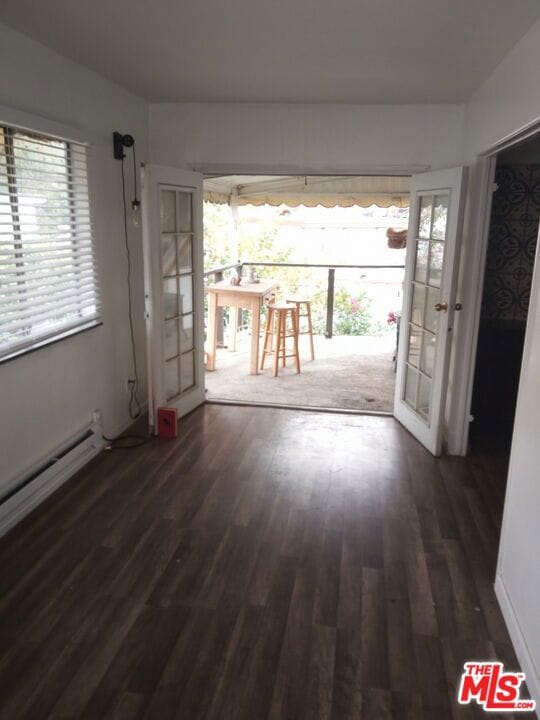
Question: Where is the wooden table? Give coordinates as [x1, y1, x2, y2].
[206, 278, 278, 375]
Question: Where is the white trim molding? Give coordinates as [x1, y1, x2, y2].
[0, 103, 90, 145]
[480, 117, 540, 158]
[445, 155, 497, 455]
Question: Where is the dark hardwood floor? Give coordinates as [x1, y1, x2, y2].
[0, 404, 525, 719]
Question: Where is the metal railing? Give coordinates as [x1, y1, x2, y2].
[203, 262, 241, 279]
[204, 260, 405, 340]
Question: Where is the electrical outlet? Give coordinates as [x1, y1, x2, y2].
[92, 409, 102, 426]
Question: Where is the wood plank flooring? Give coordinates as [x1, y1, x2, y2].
[0, 405, 526, 719]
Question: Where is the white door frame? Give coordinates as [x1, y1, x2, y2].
[449, 117, 540, 455]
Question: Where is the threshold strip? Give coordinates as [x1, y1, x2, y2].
[205, 397, 393, 417]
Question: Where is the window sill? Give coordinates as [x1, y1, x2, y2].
[0, 320, 103, 366]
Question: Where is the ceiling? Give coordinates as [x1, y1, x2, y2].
[2, 0, 540, 104]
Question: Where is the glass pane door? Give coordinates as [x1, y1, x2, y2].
[394, 166, 466, 456]
[403, 194, 449, 422]
[160, 188, 196, 401]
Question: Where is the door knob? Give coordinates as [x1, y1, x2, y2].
[435, 302, 448, 312]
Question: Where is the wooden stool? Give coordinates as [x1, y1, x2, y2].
[286, 298, 315, 361]
[261, 302, 301, 376]
[259, 291, 277, 355]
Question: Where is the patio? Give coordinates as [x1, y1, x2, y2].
[205, 332, 396, 412]
[203, 175, 407, 415]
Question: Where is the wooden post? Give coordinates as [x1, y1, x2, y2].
[230, 304, 238, 352]
[230, 194, 242, 340]
[325, 268, 335, 339]
[206, 290, 218, 371]
[235, 262, 243, 334]
[214, 270, 224, 347]
[250, 295, 261, 375]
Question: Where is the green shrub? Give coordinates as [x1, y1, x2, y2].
[334, 289, 374, 335]
[310, 288, 383, 336]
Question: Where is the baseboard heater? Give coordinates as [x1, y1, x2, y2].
[0, 424, 104, 539]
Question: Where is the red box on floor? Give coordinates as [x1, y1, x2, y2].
[157, 406, 178, 439]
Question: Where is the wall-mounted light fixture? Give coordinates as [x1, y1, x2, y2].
[113, 131, 141, 223]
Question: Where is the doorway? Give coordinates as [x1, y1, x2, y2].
[141, 164, 467, 453]
[202, 174, 409, 413]
[470, 134, 540, 484]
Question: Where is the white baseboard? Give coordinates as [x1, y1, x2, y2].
[495, 573, 539, 717]
[0, 424, 104, 539]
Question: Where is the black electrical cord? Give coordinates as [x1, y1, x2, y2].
[120, 155, 142, 420]
[102, 433, 147, 449]
[104, 152, 147, 450]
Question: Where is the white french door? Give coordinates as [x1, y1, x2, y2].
[394, 167, 467, 455]
[141, 164, 205, 432]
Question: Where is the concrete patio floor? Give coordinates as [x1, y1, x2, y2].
[205, 333, 396, 412]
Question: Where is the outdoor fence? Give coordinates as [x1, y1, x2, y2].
[204, 261, 405, 345]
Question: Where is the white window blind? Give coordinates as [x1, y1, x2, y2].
[0, 125, 100, 361]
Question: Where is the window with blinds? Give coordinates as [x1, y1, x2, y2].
[0, 125, 100, 361]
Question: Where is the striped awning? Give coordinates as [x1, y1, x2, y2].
[204, 175, 410, 208]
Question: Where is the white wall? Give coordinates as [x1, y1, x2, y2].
[0, 24, 149, 491]
[456, 17, 540, 709]
[149, 102, 464, 174]
[463, 18, 540, 160]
